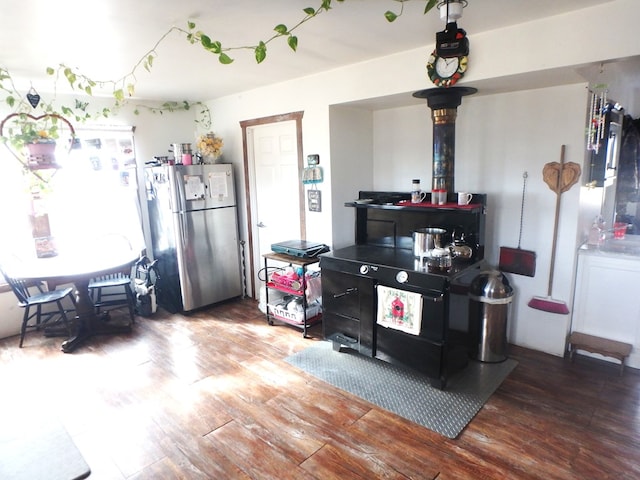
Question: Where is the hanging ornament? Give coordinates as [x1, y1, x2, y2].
[586, 64, 608, 154]
[26, 86, 41, 108]
[586, 85, 606, 154]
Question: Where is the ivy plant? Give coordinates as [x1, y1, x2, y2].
[1, 0, 438, 157]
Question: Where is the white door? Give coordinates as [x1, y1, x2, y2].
[248, 120, 302, 289]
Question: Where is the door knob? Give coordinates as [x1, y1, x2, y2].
[257, 221, 266, 228]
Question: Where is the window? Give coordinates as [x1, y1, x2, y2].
[0, 126, 144, 265]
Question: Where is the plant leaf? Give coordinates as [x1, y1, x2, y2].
[63, 68, 77, 87]
[144, 54, 154, 72]
[384, 10, 398, 22]
[274, 24, 288, 35]
[200, 34, 213, 49]
[303, 7, 315, 15]
[255, 42, 267, 64]
[218, 52, 234, 64]
[288, 35, 298, 52]
[424, 0, 439, 14]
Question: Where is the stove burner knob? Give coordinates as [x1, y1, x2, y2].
[396, 271, 409, 283]
[359, 265, 369, 275]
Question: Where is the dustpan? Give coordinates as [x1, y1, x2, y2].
[528, 145, 581, 314]
[499, 172, 536, 277]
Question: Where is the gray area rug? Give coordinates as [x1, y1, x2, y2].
[285, 340, 517, 438]
[0, 412, 91, 480]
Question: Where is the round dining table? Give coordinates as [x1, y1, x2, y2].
[5, 247, 140, 353]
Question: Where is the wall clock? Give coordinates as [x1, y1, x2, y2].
[426, 50, 468, 88]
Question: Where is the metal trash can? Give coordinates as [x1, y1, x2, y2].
[468, 269, 514, 363]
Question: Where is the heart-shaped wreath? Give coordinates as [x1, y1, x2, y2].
[0, 112, 76, 175]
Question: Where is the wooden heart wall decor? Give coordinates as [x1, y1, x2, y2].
[542, 159, 581, 194]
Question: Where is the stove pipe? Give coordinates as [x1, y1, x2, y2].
[413, 87, 477, 193]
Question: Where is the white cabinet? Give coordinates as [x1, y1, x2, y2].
[572, 249, 640, 368]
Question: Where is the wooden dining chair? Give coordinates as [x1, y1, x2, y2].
[0, 265, 76, 348]
[88, 271, 136, 324]
[87, 233, 138, 324]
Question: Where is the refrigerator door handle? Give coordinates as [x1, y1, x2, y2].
[170, 167, 187, 213]
[177, 212, 189, 249]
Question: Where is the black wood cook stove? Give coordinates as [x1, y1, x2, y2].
[320, 191, 486, 389]
[320, 87, 484, 389]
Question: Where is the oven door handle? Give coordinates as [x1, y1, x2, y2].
[333, 287, 358, 298]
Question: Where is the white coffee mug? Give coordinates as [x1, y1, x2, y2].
[457, 192, 473, 205]
[411, 191, 427, 203]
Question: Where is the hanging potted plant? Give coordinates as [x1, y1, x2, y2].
[18, 122, 57, 167]
[1, 112, 75, 170]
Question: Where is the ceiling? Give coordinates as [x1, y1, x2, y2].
[0, 0, 616, 102]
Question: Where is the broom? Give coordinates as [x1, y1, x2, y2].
[528, 145, 581, 314]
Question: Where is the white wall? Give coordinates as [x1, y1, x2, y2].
[207, 0, 640, 357]
[337, 84, 586, 356]
[329, 106, 374, 248]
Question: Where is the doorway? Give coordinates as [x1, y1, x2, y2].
[240, 111, 305, 298]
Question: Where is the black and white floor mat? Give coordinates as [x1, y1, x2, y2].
[285, 340, 517, 439]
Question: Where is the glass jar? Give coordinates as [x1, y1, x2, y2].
[427, 247, 452, 273]
[411, 179, 425, 203]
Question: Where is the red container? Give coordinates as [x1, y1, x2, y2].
[613, 222, 627, 239]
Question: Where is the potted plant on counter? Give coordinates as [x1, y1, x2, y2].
[196, 132, 224, 163]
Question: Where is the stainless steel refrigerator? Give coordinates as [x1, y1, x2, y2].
[145, 163, 242, 312]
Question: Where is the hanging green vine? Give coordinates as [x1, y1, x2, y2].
[1, 0, 438, 151]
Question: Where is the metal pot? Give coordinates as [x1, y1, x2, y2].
[170, 143, 192, 153]
[413, 227, 446, 258]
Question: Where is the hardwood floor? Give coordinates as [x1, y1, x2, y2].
[1, 298, 639, 479]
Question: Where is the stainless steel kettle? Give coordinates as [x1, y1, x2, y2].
[448, 240, 473, 260]
[447, 227, 474, 260]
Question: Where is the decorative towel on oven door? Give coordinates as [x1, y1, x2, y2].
[376, 285, 423, 335]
